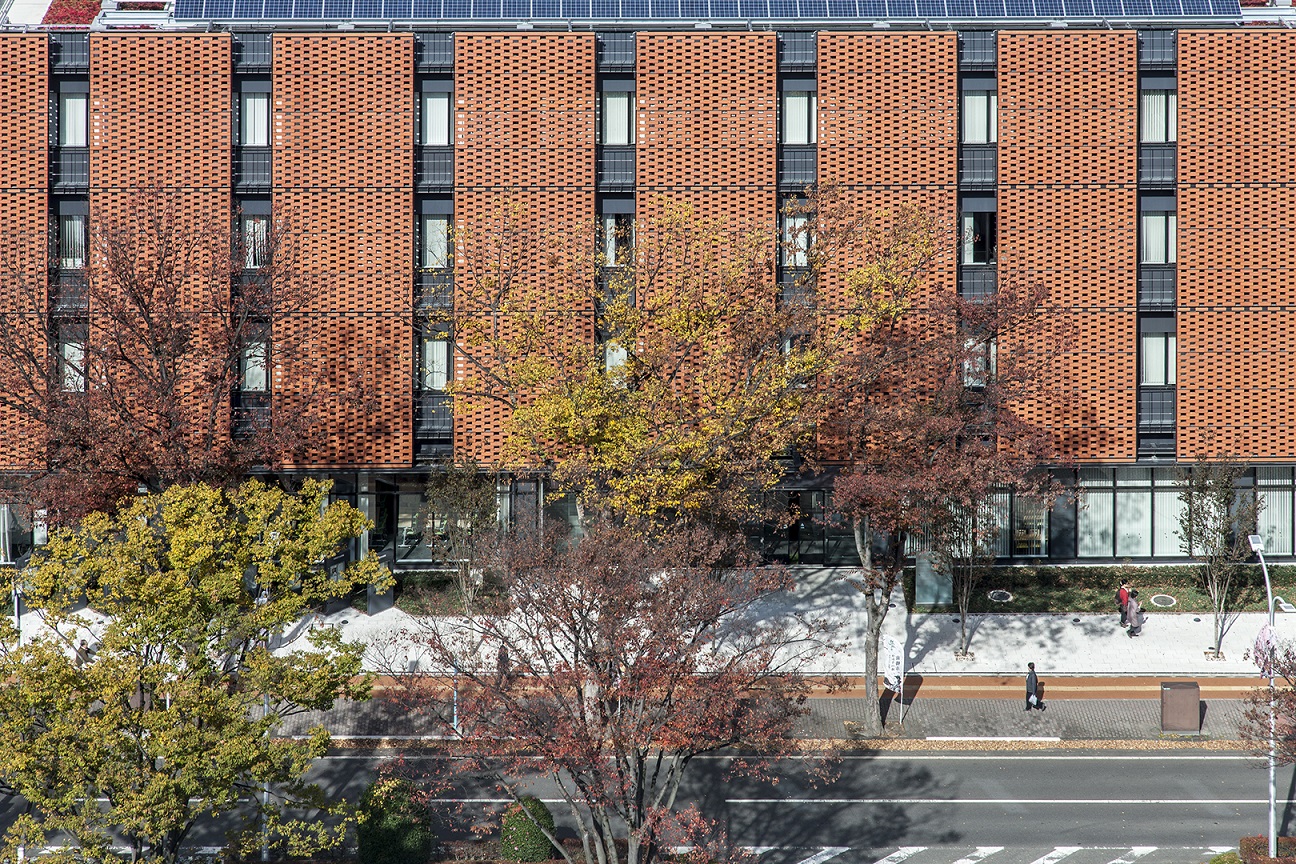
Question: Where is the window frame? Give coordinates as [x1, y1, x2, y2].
[780, 90, 817, 147]
[599, 87, 635, 147]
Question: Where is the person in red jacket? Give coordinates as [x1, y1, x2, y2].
[1117, 580, 1131, 627]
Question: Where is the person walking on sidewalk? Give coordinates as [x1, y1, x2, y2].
[1117, 580, 1131, 626]
[1026, 662, 1042, 711]
[1127, 590, 1144, 637]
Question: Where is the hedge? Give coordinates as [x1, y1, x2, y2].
[357, 779, 433, 864]
[1239, 836, 1296, 864]
[499, 797, 556, 862]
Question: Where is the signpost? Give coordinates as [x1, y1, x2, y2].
[883, 635, 907, 726]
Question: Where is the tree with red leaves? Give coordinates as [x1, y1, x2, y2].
[801, 189, 1073, 735]
[0, 188, 320, 525]
[375, 521, 841, 864]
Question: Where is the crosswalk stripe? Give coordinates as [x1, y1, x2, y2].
[870, 849, 927, 864]
[950, 848, 1005, 864]
[1105, 848, 1157, 864]
[795, 848, 850, 864]
[1027, 849, 1083, 864]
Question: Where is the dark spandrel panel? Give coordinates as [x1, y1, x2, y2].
[1062, 0, 1091, 14]
[828, 0, 856, 15]
[322, 0, 350, 15]
[205, 0, 233, 14]
[232, 0, 262, 16]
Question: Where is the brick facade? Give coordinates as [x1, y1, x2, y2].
[999, 31, 1139, 462]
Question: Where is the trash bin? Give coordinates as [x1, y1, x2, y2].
[1161, 681, 1201, 734]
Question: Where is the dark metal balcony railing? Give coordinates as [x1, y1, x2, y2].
[50, 34, 90, 72]
[1138, 144, 1176, 188]
[416, 33, 453, 71]
[231, 391, 271, 438]
[598, 147, 635, 191]
[959, 144, 996, 187]
[597, 32, 635, 70]
[232, 33, 271, 71]
[958, 31, 996, 68]
[417, 148, 453, 190]
[959, 266, 997, 300]
[779, 146, 817, 191]
[52, 148, 89, 190]
[1138, 266, 1176, 309]
[51, 272, 88, 313]
[235, 147, 271, 190]
[416, 270, 454, 310]
[778, 32, 816, 70]
[1138, 30, 1176, 69]
[1138, 386, 1176, 431]
[415, 393, 453, 441]
[778, 269, 814, 310]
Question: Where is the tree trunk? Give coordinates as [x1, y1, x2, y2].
[853, 514, 886, 737]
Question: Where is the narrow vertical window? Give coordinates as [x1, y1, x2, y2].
[600, 91, 635, 146]
[961, 90, 997, 144]
[1140, 212, 1177, 265]
[1139, 90, 1177, 144]
[420, 215, 450, 270]
[601, 213, 633, 268]
[781, 91, 817, 146]
[242, 215, 269, 270]
[419, 331, 450, 391]
[58, 92, 87, 148]
[963, 337, 997, 389]
[59, 339, 85, 393]
[781, 212, 809, 268]
[240, 340, 269, 392]
[421, 91, 451, 147]
[58, 213, 86, 269]
[239, 92, 270, 147]
[1140, 331, 1177, 386]
[603, 341, 628, 374]
[961, 211, 997, 265]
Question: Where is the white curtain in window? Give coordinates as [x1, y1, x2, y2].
[422, 92, 451, 147]
[1140, 332, 1167, 386]
[1140, 90, 1177, 144]
[1115, 490, 1152, 557]
[1012, 495, 1048, 557]
[1259, 488, 1294, 556]
[59, 214, 86, 269]
[59, 93, 87, 147]
[1152, 488, 1184, 556]
[781, 213, 809, 268]
[241, 341, 268, 392]
[1140, 213, 1176, 265]
[421, 216, 449, 269]
[421, 336, 449, 391]
[60, 340, 85, 393]
[240, 93, 269, 147]
[782, 92, 816, 146]
[243, 217, 268, 269]
[602, 92, 634, 146]
[1077, 487, 1113, 557]
[961, 91, 996, 145]
[604, 341, 628, 374]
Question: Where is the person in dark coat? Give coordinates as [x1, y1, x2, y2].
[1026, 662, 1041, 711]
[1127, 591, 1144, 637]
[1118, 580, 1131, 626]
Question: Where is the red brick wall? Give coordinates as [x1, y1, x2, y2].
[454, 33, 596, 465]
[1178, 31, 1296, 460]
[999, 31, 1138, 462]
[0, 35, 49, 471]
[636, 32, 776, 224]
[274, 34, 414, 469]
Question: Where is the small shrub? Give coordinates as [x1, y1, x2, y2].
[499, 796, 555, 862]
[1212, 853, 1243, 864]
[357, 778, 432, 864]
[1239, 835, 1296, 864]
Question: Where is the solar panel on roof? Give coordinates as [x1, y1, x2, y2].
[711, 0, 738, 15]
[798, 0, 828, 15]
[827, 0, 855, 15]
[1210, 0, 1240, 13]
[679, 0, 706, 15]
[974, 0, 1004, 13]
[946, 0, 973, 14]
[1062, 0, 1091, 14]
[354, 0, 382, 14]
[232, 0, 262, 16]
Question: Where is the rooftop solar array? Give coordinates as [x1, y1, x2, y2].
[173, 0, 1239, 18]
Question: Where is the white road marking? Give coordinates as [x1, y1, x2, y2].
[869, 849, 926, 864]
[950, 848, 1005, 864]
[1104, 848, 1157, 864]
[927, 736, 1061, 742]
[795, 847, 850, 864]
[1027, 848, 1082, 864]
[726, 797, 1295, 805]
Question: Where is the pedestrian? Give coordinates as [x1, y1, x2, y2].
[495, 642, 510, 689]
[75, 639, 91, 667]
[1117, 580, 1131, 626]
[1026, 662, 1042, 711]
[1127, 590, 1143, 637]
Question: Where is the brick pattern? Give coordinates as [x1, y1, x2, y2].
[636, 32, 776, 223]
[0, 35, 49, 470]
[1178, 31, 1296, 459]
[999, 31, 1138, 462]
[454, 34, 596, 465]
[274, 34, 414, 468]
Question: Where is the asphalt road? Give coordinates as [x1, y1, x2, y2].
[2, 750, 1291, 861]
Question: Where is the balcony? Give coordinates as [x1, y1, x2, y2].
[52, 149, 89, 191]
[598, 147, 635, 192]
[235, 148, 271, 190]
[232, 33, 271, 72]
[417, 148, 453, 191]
[50, 34, 90, 73]
[959, 145, 996, 188]
[779, 146, 816, 191]
[51, 272, 88, 313]
[1138, 144, 1176, 188]
[1138, 266, 1176, 309]
[231, 391, 271, 438]
[416, 270, 454, 310]
[778, 32, 816, 72]
[416, 33, 453, 71]
[597, 32, 635, 71]
[958, 31, 996, 69]
[959, 266, 997, 300]
[1138, 31, 1176, 69]
[778, 269, 813, 311]
[415, 393, 453, 462]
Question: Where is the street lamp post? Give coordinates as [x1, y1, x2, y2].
[1249, 533, 1277, 860]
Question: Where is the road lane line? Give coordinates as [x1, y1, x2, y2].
[927, 737, 1062, 742]
[950, 848, 1005, 863]
[1027, 848, 1082, 864]
[795, 847, 850, 864]
[725, 798, 1296, 805]
[1104, 848, 1156, 864]
[869, 849, 926, 864]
